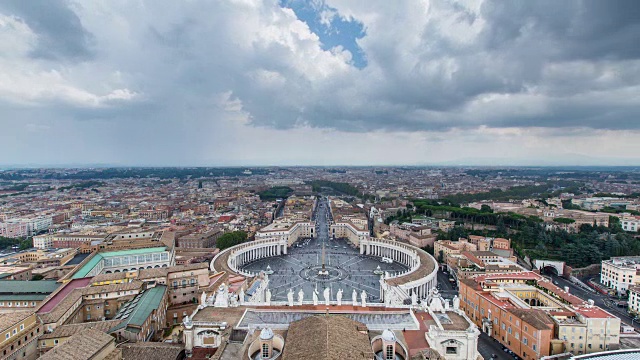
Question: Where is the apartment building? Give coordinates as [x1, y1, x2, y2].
[629, 285, 640, 316]
[389, 222, 436, 248]
[601, 256, 640, 295]
[434, 239, 478, 266]
[3, 217, 53, 236]
[32, 235, 53, 250]
[621, 217, 640, 232]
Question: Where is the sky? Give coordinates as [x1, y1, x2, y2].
[1, 0, 639, 167]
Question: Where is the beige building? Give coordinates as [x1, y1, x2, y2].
[552, 306, 621, 354]
[0, 312, 41, 360]
[255, 220, 315, 246]
[178, 229, 223, 248]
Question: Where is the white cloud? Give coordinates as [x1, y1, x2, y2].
[0, 0, 638, 166]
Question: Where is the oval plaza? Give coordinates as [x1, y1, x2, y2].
[212, 197, 439, 306]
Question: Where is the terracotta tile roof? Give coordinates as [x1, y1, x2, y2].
[282, 315, 374, 360]
[0, 311, 31, 331]
[119, 342, 185, 360]
[40, 320, 124, 340]
[137, 267, 169, 279]
[39, 328, 114, 360]
[82, 280, 144, 296]
[509, 309, 553, 330]
[168, 262, 210, 273]
[91, 272, 129, 283]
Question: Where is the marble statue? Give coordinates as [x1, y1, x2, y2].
[298, 289, 304, 306]
[214, 284, 230, 308]
[323, 287, 331, 306]
[411, 291, 418, 305]
[336, 289, 343, 306]
[200, 291, 207, 306]
[264, 288, 271, 305]
[361, 290, 367, 308]
[453, 295, 460, 311]
[287, 288, 294, 307]
[429, 296, 444, 313]
[352, 289, 358, 306]
[313, 290, 319, 306]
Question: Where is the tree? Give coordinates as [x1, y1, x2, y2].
[216, 231, 248, 250]
[437, 250, 444, 263]
[480, 204, 493, 213]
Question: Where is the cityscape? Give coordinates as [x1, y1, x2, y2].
[1, 167, 640, 360]
[2, 1, 640, 360]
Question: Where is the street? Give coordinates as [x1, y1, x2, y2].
[549, 273, 640, 330]
[436, 268, 457, 300]
[478, 332, 517, 360]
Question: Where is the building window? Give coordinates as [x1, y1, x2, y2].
[446, 346, 457, 354]
[262, 343, 269, 358]
[523, 338, 528, 345]
[386, 345, 394, 360]
[54, 340, 58, 345]
[533, 344, 537, 351]
[5, 333, 9, 340]
[20, 324, 24, 331]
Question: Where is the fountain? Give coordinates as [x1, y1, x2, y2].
[264, 264, 274, 275]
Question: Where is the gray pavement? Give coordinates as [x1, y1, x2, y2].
[479, 333, 518, 360]
[242, 197, 408, 303]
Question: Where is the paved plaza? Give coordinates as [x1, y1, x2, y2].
[241, 198, 408, 303]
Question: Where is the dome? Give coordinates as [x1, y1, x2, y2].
[260, 327, 274, 340]
[382, 329, 396, 342]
